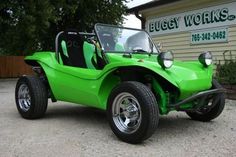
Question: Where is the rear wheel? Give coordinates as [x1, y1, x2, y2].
[186, 79, 225, 122]
[107, 81, 159, 144]
[15, 76, 48, 119]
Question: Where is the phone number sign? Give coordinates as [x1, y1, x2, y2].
[191, 27, 228, 44]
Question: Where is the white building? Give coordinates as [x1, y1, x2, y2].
[128, 0, 236, 63]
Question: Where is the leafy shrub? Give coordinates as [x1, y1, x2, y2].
[216, 61, 236, 85]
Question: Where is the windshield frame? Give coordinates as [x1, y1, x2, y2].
[94, 23, 159, 54]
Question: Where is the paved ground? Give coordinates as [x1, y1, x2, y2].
[0, 79, 236, 157]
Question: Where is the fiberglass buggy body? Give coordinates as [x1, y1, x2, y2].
[15, 24, 225, 144]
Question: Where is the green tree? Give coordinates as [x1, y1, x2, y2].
[0, 0, 128, 55]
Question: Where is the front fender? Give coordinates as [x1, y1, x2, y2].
[105, 53, 213, 99]
[101, 59, 179, 87]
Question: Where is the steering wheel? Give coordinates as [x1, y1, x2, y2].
[132, 46, 146, 52]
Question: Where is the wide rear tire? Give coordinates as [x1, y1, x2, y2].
[15, 76, 48, 119]
[107, 81, 159, 144]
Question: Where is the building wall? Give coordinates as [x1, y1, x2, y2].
[152, 26, 236, 62]
[141, 0, 236, 62]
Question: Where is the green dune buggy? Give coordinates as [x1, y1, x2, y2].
[15, 23, 225, 143]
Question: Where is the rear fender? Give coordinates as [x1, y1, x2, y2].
[24, 56, 57, 102]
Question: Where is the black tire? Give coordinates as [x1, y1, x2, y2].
[15, 76, 48, 119]
[186, 79, 225, 122]
[107, 81, 159, 144]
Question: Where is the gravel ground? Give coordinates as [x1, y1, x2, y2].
[0, 79, 236, 157]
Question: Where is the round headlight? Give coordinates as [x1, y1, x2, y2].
[157, 51, 174, 69]
[198, 51, 212, 67]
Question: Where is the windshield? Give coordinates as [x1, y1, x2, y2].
[95, 24, 158, 53]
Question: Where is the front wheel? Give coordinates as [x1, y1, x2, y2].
[186, 79, 225, 122]
[107, 81, 159, 144]
[15, 76, 48, 119]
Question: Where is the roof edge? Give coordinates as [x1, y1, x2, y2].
[127, 0, 181, 14]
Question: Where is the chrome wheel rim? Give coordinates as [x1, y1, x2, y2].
[18, 84, 31, 112]
[112, 92, 142, 134]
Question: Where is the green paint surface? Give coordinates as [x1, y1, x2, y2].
[25, 50, 213, 114]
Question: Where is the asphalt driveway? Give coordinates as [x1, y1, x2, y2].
[0, 79, 235, 157]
